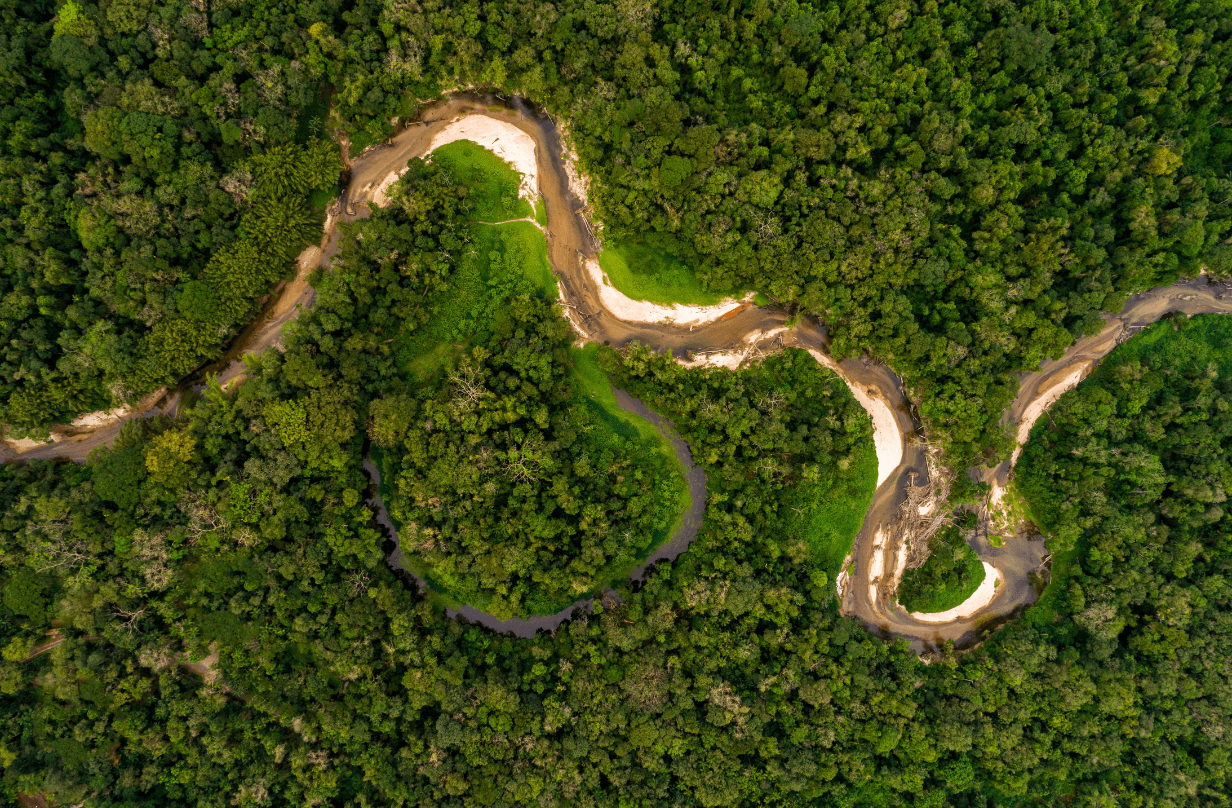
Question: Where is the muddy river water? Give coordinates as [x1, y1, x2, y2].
[7, 95, 1232, 648]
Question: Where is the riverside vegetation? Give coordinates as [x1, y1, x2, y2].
[4, 0, 1229, 465]
[897, 514, 986, 615]
[4, 0, 1232, 806]
[5, 154, 1232, 807]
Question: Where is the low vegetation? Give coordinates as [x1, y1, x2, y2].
[598, 237, 737, 307]
[430, 139, 532, 223]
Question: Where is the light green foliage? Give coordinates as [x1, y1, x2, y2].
[784, 446, 878, 580]
[431, 139, 533, 222]
[598, 237, 738, 307]
[143, 430, 196, 491]
[263, 389, 356, 472]
[263, 399, 309, 447]
[368, 393, 417, 449]
[250, 141, 343, 200]
[53, 1, 97, 41]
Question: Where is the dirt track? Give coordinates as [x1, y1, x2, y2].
[8, 94, 1232, 647]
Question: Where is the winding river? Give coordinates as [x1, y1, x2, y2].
[6, 94, 1232, 649]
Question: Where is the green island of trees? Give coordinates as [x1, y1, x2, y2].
[897, 514, 985, 614]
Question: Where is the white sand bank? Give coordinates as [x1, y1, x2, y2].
[867, 528, 888, 603]
[806, 350, 903, 488]
[429, 115, 539, 203]
[676, 328, 787, 370]
[586, 258, 750, 326]
[70, 406, 133, 430]
[909, 562, 1002, 622]
[556, 121, 592, 208]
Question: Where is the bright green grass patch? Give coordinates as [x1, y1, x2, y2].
[308, 184, 338, 213]
[786, 441, 878, 582]
[533, 196, 548, 226]
[431, 139, 533, 222]
[598, 237, 741, 307]
[394, 221, 553, 377]
[571, 343, 671, 448]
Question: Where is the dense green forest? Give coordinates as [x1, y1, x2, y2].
[0, 0, 343, 433]
[5, 0, 1232, 805]
[364, 151, 689, 617]
[3, 0, 1228, 461]
[5, 157, 1232, 806]
[319, 0, 1232, 462]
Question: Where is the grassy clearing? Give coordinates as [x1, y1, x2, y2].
[431, 139, 533, 222]
[598, 237, 741, 307]
[785, 443, 878, 581]
[901, 554, 985, 613]
[533, 196, 548, 226]
[571, 343, 670, 448]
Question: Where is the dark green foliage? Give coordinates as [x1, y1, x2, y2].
[379, 296, 686, 618]
[6, 219, 1232, 808]
[897, 518, 984, 614]
[0, 0, 339, 431]
[324, 0, 1232, 464]
[5, 1, 1232, 806]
